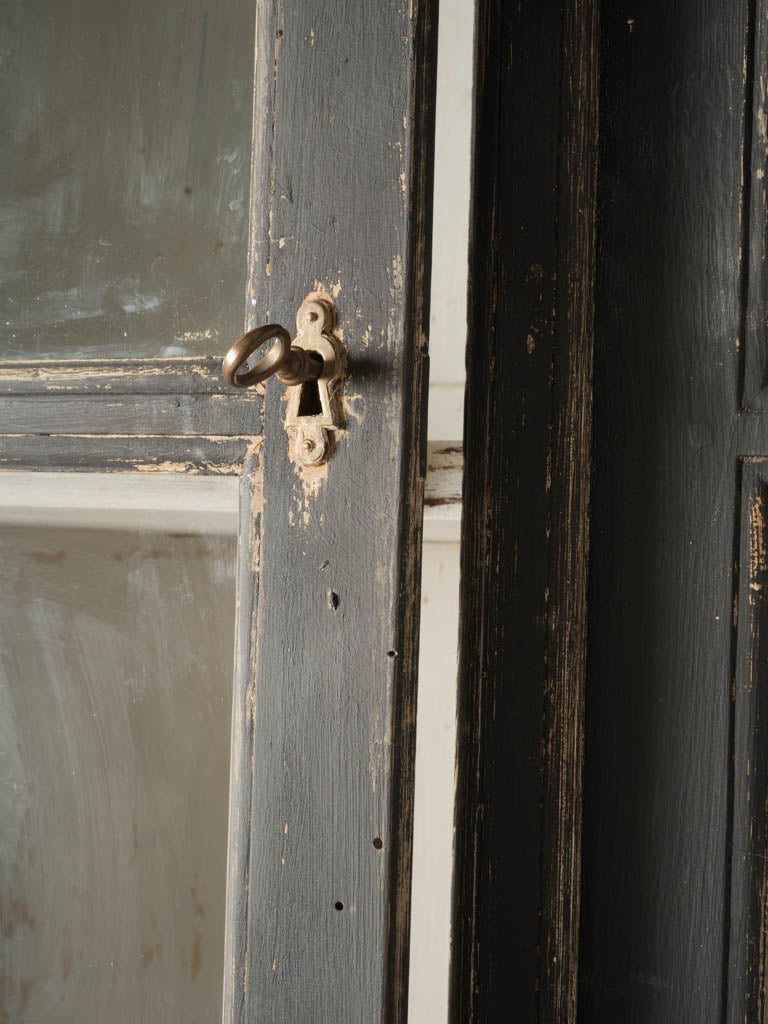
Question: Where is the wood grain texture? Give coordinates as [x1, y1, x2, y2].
[0, 435, 254, 474]
[728, 4, 768, 1020]
[0, 358, 261, 437]
[578, 1, 754, 1020]
[0, 394, 261, 437]
[449, 1, 598, 1020]
[729, 458, 768, 1023]
[221, 2, 437, 1022]
[424, 441, 462, 518]
[0, 358, 244, 394]
[542, 2, 599, 1018]
[741, 0, 768, 413]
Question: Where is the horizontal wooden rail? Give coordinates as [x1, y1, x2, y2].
[0, 441, 463, 535]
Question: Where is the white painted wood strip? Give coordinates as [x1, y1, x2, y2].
[0, 441, 463, 535]
[425, 442, 463, 519]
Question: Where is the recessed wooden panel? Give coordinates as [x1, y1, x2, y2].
[729, 458, 768, 1021]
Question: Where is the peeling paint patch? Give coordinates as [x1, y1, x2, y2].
[342, 393, 365, 425]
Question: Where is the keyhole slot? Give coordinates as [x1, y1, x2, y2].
[297, 371, 323, 417]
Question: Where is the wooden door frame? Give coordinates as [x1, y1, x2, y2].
[450, 1, 599, 1020]
[0, 1, 439, 1021]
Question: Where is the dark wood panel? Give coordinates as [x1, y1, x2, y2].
[0, 394, 260, 437]
[579, 1, 749, 1020]
[742, 0, 768, 412]
[222, 2, 437, 1021]
[0, 435, 253, 474]
[449, 1, 598, 1021]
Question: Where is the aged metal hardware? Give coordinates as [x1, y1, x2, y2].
[222, 296, 344, 465]
[222, 323, 322, 388]
[285, 297, 344, 465]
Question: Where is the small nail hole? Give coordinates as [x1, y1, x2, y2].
[387, 650, 397, 659]
[328, 590, 339, 611]
[334, 901, 344, 911]
[373, 837, 383, 850]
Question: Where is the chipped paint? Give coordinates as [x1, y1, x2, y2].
[342, 393, 366, 425]
[750, 491, 767, 605]
[248, 455, 264, 572]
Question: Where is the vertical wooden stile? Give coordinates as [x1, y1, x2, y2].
[449, 1, 599, 1020]
[222, 3, 438, 1021]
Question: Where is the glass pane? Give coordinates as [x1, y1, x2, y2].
[0, 0, 255, 360]
[0, 524, 236, 1022]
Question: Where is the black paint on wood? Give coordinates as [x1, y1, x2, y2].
[0, 358, 242, 395]
[730, 459, 768, 1022]
[449, 1, 598, 1021]
[579, 1, 756, 1020]
[221, 3, 437, 1022]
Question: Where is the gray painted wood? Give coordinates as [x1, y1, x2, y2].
[728, 16, 768, 1015]
[222, 2, 438, 1021]
[0, 394, 261, 437]
[0, 358, 262, 436]
[0, 435, 253, 474]
[0, 0, 255, 360]
[450, 1, 598, 1021]
[731, 458, 768, 1022]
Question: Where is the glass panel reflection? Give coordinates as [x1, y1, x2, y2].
[0, 527, 236, 1022]
[0, 0, 255, 359]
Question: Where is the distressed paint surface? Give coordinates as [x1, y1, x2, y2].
[579, 0, 767, 1020]
[0, 394, 261, 437]
[450, 2, 598, 1021]
[730, 460, 768, 1023]
[0, 0, 254, 359]
[0, 435, 256, 475]
[222, 2, 438, 1021]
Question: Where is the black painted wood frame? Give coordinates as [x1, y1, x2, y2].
[453, 0, 768, 1022]
[450, 1, 599, 1021]
[578, 0, 768, 1020]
